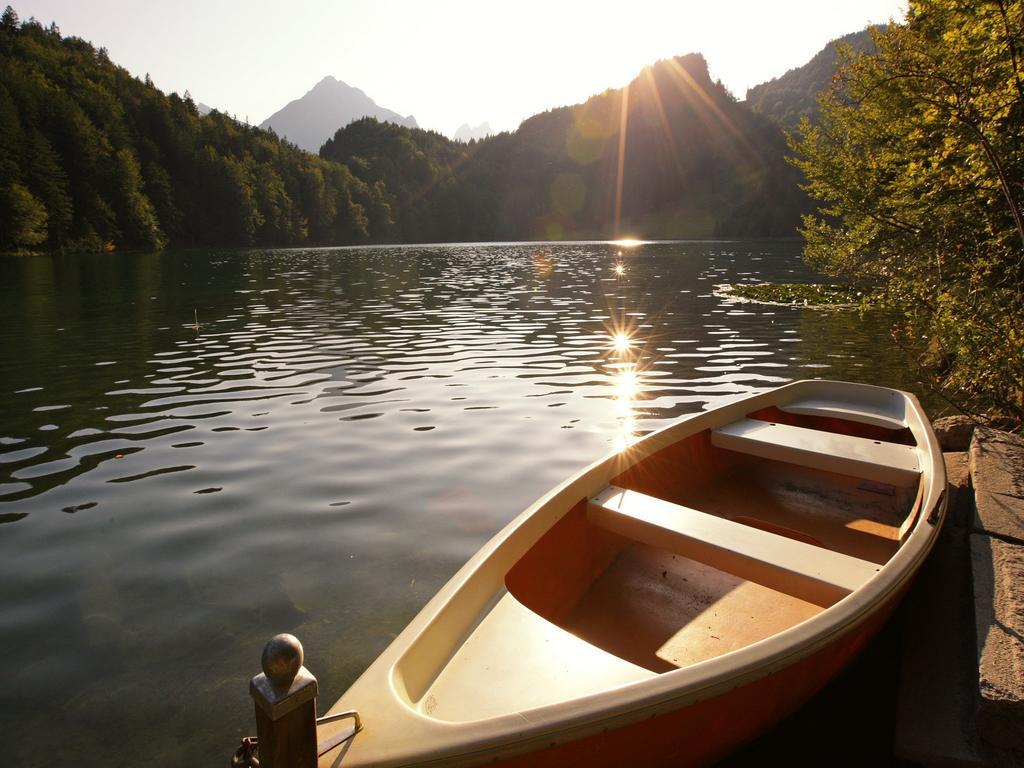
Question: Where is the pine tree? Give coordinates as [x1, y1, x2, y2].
[0, 182, 48, 249]
[25, 131, 72, 248]
[1, 5, 18, 31]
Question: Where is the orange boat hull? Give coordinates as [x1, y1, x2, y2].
[497, 594, 900, 767]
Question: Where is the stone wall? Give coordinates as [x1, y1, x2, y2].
[969, 427, 1024, 754]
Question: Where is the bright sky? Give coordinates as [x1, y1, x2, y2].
[14, 0, 907, 137]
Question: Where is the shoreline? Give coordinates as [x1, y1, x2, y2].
[714, 282, 866, 310]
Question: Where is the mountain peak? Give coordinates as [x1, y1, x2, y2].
[454, 122, 491, 142]
[646, 53, 713, 85]
[313, 75, 342, 89]
[260, 77, 418, 153]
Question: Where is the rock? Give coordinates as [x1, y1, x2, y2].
[943, 452, 972, 528]
[974, 489, 1024, 545]
[971, 427, 1024, 498]
[933, 415, 978, 452]
[970, 427, 1024, 543]
[971, 534, 1024, 752]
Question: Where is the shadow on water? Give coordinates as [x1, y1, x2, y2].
[0, 241, 932, 765]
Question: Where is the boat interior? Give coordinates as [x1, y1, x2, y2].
[393, 396, 925, 722]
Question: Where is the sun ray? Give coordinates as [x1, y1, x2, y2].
[663, 58, 761, 165]
[642, 66, 683, 175]
[614, 83, 630, 239]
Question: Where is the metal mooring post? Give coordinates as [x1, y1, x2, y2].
[249, 633, 319, 768]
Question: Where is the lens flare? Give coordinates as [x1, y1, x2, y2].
[614, 263, 626, 276]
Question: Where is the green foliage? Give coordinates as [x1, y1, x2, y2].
[791, 0, 1024, 421]
[0, 9, 390, 252]
[113, 147, 165, 248]
[25, 130, 72, 245]
[0, 181, 47, 248]
[322, 118, 469, 242]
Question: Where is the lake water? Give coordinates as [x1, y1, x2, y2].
[0, 241, 934, 766]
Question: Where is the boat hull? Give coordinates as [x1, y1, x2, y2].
[318, 380, 945, 767]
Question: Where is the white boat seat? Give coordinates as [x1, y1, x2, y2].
[588, 486, 881, 607]
[778, 396, 907, 430]
[711, 418, 920, 487]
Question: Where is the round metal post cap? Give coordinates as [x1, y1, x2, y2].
[261, 633, 303, 688]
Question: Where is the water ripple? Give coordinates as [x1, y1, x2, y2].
[0, 241, 930, 768]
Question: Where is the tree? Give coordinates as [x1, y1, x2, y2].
[0, 182, 48, 249]
[792, 0, 1024, 422]
[1, 5, 18, 31]
[112, 147, 165, 249]
[25, 130, 72, 247]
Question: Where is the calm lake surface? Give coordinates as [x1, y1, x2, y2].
[0, 241, 935, 766]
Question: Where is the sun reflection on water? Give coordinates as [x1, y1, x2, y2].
[532, 252, 554, 278]
[611, 364, 642, 451]
[612, 365, 638, 403]
[604, 322, 644, 451]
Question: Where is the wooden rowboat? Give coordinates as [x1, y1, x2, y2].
[318, 380, 947, 767]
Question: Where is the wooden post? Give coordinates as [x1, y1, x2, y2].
[250, 633, 319, 768]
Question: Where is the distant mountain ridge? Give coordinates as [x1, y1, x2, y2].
[259, 76, 417, 152]
[1, 3, 879, 252]
[745, 28, 879, 128]
[454, 122, 491, 142]
[321, 54, 809, 243]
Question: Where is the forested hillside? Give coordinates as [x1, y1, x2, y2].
[323, 54, 810, 242]
[0, 9, 391, 253]
[746, 28, 877, 129]
[1, 5, 812, 252]
[322, 119, 473, 243]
